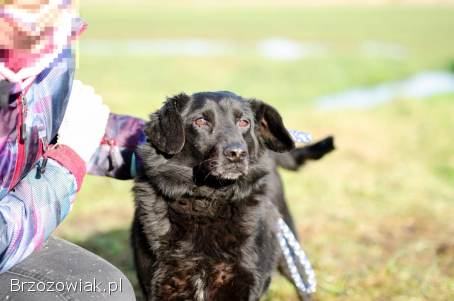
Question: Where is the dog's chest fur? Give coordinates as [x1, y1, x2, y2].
[133, 175, 279, 301]
[163, 198, 258, 300]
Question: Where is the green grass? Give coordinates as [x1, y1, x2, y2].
[55, 2, 454, 300]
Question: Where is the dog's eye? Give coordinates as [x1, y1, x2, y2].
[238, 119, 250, 128]
[194, 117, 209, 127]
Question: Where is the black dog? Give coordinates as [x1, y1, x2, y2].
[132, 91, 334, 301]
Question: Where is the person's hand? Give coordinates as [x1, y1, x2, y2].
[58, 80, 110, 164]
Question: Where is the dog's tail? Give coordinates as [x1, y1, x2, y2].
[275, 136, 335, 171]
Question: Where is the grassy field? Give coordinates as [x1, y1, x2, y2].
[55, 2, 454, 300]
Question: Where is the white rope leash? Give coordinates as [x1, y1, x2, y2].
[277, 218, 317, 298]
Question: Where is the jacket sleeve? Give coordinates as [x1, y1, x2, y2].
[87, 113, 146, 179]
[0, 145, 85, 273]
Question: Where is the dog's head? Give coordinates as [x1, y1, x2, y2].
[144, 91, 294, 184]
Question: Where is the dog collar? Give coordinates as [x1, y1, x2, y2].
[168, 197, 230, 218]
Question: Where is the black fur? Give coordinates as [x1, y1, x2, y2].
[274, 136, 335, 171]
[132, 91, 334, 301]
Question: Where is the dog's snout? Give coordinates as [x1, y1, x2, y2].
[224, 144, 247, 162]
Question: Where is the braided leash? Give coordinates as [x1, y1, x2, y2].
[279, 129, 316, 299]
[277, 218, 316, 300]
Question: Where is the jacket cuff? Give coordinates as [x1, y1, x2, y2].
[46, 144, 87, 191]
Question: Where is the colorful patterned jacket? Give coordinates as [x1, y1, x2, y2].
[0, 17, 145, 272]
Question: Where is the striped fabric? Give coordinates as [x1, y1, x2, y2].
[0, 158, 77, 272]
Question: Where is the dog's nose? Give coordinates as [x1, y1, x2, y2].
[224, 144, 247, 162]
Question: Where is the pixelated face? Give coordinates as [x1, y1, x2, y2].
[0, 19, 15, 49]
[2, 1, 51, 10]
[0, 18, 45, 52]
[1, 0, 70, 53]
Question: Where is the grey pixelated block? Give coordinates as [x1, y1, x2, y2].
[0, 80, 13, 108]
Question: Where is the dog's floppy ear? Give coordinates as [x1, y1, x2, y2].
[145, 93, 190, 155]
[250, 100, 295, 153]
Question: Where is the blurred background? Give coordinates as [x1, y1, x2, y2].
[56, 0, 454, 300]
